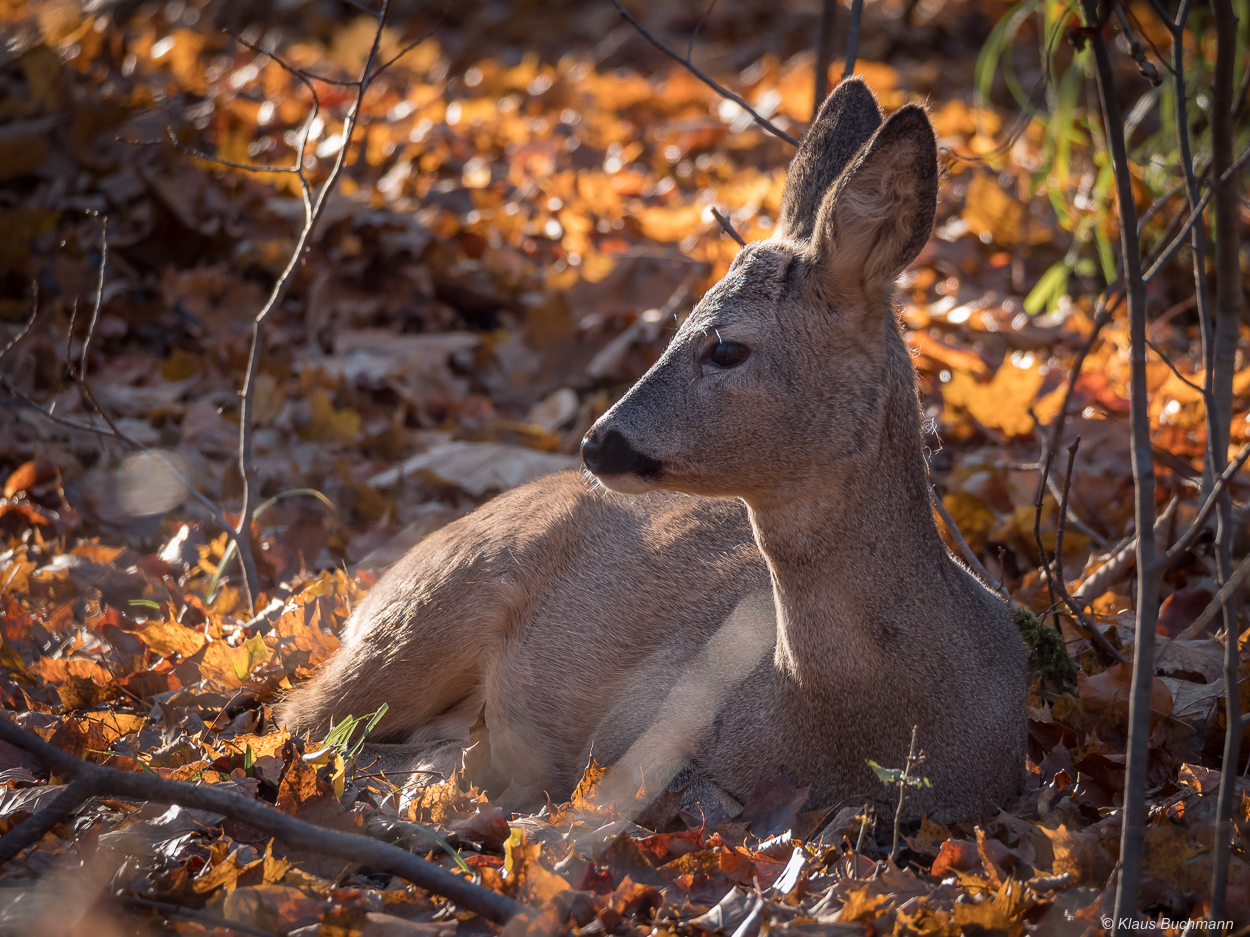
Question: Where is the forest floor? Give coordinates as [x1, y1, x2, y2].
[0, 0, 1248, 934]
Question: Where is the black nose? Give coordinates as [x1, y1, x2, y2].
[581, 427, 662, 479]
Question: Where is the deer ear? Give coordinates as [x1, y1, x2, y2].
[775, 79, 882, 241]
[809, 104, 937, 291]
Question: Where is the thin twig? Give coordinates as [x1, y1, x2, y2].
[228, 30, 356, 86]
[1142, 144, 1250, 282]
[1084, 0, 1158, 924]
[0, 778, 97, 864]
[0, 718, 527, 924]
[842, 0, 864, 79]
[233, 1, 397, 607]
[120, 895, 279, 937]
[1145, 338, 1207, 398]
[1185, 552, 1250, 636]
[1043, 435, 1126, 664]
[0, 245, 252, 570]
[930, 486, 1010, 603]
[368, 0, 451, 81]
[813, 0, 836, 118]
[890, 726, 920, 863]
[1054, 437, 1080, 591]
[711, 207, 746, 246]
[1112, 4, 1161, 85]
[1033, 449, 1058, 618]
[1152, 441, 1250, 573]
[79, 216, 107, 387]
[608, 0, 799, 146]
[1207, 0, 1244, 918]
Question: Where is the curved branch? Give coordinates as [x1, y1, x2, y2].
[608, 0, 799, 146]
[0, 718, 527, 924]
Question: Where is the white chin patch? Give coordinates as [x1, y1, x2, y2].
[593, 472, 659, 494]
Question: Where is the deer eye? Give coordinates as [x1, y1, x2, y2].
[707, 340, 750, 368]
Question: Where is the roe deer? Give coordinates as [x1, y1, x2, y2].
[277, 80, 1026, 822]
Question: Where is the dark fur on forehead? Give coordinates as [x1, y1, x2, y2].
[704, 244, 797, 315]
[777, 79, 882, 242]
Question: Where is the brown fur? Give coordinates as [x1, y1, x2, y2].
[276, 80, 1026, 821]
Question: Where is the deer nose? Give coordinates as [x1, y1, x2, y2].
[581, 427, 662, 479]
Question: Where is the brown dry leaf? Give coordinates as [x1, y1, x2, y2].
[193, 847, 263, 895]
[503, 827, 572, 905]
[3, 459, 55, 498]
[834, 884, 891, 924]
[276, 756, 339, 818]
[635, 205, 704, 243]
[200, 634, 270, 689]
[904, 814, 951, 858]
[223, 730, 291, 762]
[28, 657, 112, 685]
[961, 174, 1049, 249]
[1039, 825, 1113, 886]
[297, 390, 363, 444]
[1077, 662, 1173, 730]
[222, 884, 327, 934]
[403, 775, 479, 826]
[941, 358, 1045, 438]
[136, 618, 207, 658]
[951, 899, 1020, 937]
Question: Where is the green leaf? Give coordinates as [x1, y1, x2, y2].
[866, 759, 905, 786]
[1024, 260, 1071, 314]
[389, 820, 473, 874]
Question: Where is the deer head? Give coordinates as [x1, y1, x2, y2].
[581, 80, 938, 509]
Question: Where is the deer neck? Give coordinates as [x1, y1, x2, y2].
[745, 350, 946, 682]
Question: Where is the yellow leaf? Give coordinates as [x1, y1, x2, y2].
[636, 204, 704, 243]
[224, 729, 290, 761]
[200, 635, 269, 689]
[136, 619, 207, 659]
[941, 358, 1045, 437]
[503, 828, 571, 904]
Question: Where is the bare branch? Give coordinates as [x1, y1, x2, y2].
[1151, 441, 1250, 573]
[813, 0, 835, 116]
[228, 30, 357, 86]
[1186, 551, 1250, 636]
[1113, 4, 1162, 85]
[1053, 437, 1079, 591]
[1045, 292, 1116, 479]
[608, 0, 800, 146]
[1145, 338, 1207, 398]
[233, 0, 396, 608]
[0, 718, 527, 925]
[1206, 0, 1245, 913]
[79, 216, 107, 387]
[0, 778, 97, 865]
[132, 129, 303, 174]
[1083, 0, 1159, 923]
[368, 0, 452, 82]
[0, 284, 37, 361]
[711, 207, 746, 246]
[842, 0, 864, 79]
[120, 895, 280, 937]
[1142, 144, 1250, 282]
[1033, 449, 1059, 620]
[930, 485, 1010, 604]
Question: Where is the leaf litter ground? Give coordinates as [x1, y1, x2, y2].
[0, 0, 1249, 934]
